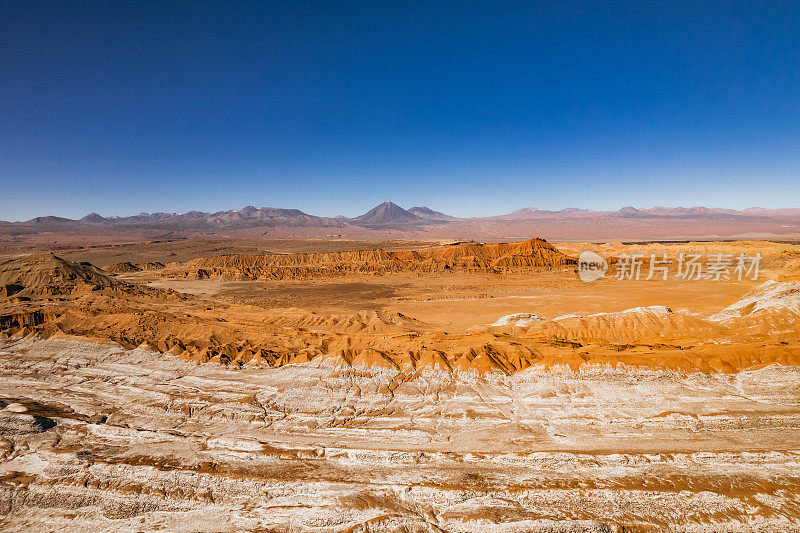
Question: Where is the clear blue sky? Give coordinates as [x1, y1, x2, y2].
[1, 1, 798, 221]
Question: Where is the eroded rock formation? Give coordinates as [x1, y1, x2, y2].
[171, 238, 576, 280]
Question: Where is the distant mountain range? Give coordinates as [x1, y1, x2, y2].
[19, 206, 346, 230]
[3, 202, 800, 230]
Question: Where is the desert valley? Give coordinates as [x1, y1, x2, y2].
[3, 2, 799, 531]
[1, 204, 799, 531]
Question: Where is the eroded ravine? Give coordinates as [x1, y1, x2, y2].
[1, 338, 799, 531]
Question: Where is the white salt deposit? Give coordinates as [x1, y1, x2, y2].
[709, 280, 800, 321]
[490, 312, 543, 327]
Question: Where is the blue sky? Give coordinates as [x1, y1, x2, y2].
[1, 1, 798, 221]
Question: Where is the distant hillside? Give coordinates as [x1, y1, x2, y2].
[408, 206, 454, 220]
[498, 207, 591, 218]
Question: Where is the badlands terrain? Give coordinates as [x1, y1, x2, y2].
[0, 236, 799, 531]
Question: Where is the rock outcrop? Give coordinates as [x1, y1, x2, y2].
[0, 254, 124, 297]
[173, 238, 576, 280]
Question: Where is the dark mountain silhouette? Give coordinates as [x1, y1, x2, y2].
[615, 206, 640, 217]
[350, 201, 422, 225]
[80, 213, 107, 223]
[26, 216, 75, 225]
[408, 206, 453, 220]
[498, 207, 590, 218]
[44, 207, 346, 229]
[3, 204, 800, 243]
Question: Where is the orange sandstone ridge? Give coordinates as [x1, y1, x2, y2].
[0, 239, 798, 374]
[172, 238, 575, 280]
[103, 261, 165, 273]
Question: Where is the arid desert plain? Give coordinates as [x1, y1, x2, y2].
[1, 232, 799, 532]
[5, 0, 800, 530]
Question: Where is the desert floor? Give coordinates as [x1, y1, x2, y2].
[0, 239, 798, 531]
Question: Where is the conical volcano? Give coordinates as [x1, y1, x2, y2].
[350, 201, 422, 224]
